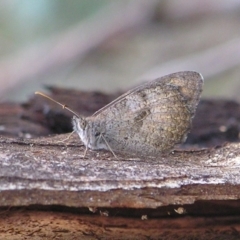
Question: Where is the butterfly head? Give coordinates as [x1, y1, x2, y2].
[72, 115, 89, 145]
[72, 115, 107, 151]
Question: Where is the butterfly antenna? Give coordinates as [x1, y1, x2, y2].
[35, 91, 80, 118]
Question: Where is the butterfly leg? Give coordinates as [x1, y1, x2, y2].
[82, 138, 89, 158]
[83, 146, 88, 158]
[57, 131, 75, 143]
[100, 134, 118, 159]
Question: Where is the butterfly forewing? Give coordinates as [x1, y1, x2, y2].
[88, 71, 203, 156]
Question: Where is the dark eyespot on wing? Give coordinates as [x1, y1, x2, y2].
[133, 108, 151, 123]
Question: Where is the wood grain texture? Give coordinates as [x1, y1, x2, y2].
[0, 134, 240, 208]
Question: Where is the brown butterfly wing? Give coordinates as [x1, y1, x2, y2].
[90, 71, 203, 156]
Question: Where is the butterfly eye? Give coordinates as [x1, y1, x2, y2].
[80, 119, 86, 129]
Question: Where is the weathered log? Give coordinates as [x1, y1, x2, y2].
[0, 134, 240, 208]
[1, 88, 240, 239]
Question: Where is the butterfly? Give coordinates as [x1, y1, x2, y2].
[36, 71, 203, 158]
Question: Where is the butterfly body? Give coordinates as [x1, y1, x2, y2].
[72, 71, 203, 157]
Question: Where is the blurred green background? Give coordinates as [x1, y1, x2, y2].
[0, 1, 109, 51]
[1, 0, 240, 101]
